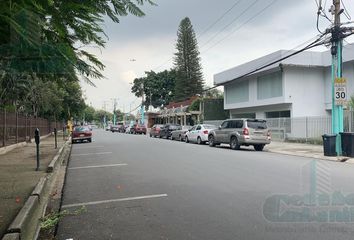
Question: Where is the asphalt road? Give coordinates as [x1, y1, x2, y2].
[57, 129, 354, 240]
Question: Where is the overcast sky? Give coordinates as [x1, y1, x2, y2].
[81, 0, 354, 112]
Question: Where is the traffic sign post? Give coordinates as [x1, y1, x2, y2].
[334, 77, 347, 106]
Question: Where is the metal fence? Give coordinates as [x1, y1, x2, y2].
[0, 109, 62, 147]
[205, 111, 354, 142]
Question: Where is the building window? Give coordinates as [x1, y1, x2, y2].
[257, 71, 282, 100]
[225, 80, 249, 104]
[265, 110, 290, 118]
[231, 113, 256, 119]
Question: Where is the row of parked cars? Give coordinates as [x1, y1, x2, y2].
[107, 123, 147, 135]
[150, 119, 271, 151]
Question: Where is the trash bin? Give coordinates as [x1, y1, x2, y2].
[340, 132, 354, 157]
[322, 134, 337, 157]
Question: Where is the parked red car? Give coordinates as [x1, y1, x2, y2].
[72, 126, 92, 143]
[131, 123, 147, 135]
[149, 124, 164, 138]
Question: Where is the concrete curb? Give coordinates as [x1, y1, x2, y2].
[2, 137, 72, 240]
[1, 233, 20, 240]
[31, 177, 48, 202]
[7, 196, 39, 234]
[266, 149, 353, 163]
[47, 137, 71, 173]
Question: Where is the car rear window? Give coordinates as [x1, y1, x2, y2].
[170, 125, 181, 130]
[247, 120, 267, 129]
[203, 125, 216, 129]
[74, 126, 89, 131]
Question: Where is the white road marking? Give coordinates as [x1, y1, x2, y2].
[68, 163, 127, 170]
[71, 152, 112, 156]
[75, 145, 104, 149]
[61, 194, 168, 209]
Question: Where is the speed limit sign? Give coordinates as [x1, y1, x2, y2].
[335, 78, 347, 105]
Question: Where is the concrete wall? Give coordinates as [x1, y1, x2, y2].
[283, 66, 327, 117]
[223, 63, 354, 118]
[324, 62, 354, 110]
[224, 72, 285, 110]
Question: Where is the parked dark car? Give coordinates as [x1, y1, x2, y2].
[159, 124, 181, 139]
[208, 119, 271, 151]
[150, 124, 164, 138]
[170, 125, 192, 141]
[131, 123, 147, 134]
[72, 126, 92, 143]
[118, 124, 128, 133]
[110, 125, 121, 132]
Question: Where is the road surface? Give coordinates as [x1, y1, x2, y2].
[57, 129, 354, 240]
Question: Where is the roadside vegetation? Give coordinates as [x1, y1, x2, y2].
[0, 0, 155, 120]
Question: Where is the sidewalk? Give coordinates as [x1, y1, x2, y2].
[0, 134, 65, 238]
[265, 141, 353, 163]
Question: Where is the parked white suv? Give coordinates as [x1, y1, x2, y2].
[208, 119, 271, 151]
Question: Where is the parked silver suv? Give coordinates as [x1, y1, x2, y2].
[208, 119, 271, 151]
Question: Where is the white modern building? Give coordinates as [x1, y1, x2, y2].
[214, 45, 354, 119]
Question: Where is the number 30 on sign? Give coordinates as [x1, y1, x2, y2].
[335, 78, 347, 105]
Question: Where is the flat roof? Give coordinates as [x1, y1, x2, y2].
[214, 44, 354, 86]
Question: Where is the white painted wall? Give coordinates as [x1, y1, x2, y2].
[223, 63, 354, 118]
[224, 73, 285, 110]
[283, 66, 327, 117]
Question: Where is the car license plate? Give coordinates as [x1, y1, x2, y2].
[80, 134, 85, 137]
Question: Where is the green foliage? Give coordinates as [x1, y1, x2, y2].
[40, 206, 87, 230]
[83, 106, 96, 122]
[0, 0, 155, 121]
[174, 17, 204, 101]
[189, 99, 201, 111]
[131, 69, 176, 108]
[204, 88, 224, 99]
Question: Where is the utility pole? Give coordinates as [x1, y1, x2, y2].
[331, 0, 343, 155]
[111, 98, 118, 125]
[140, 82, 145, 125]
[103, 101, 107, 128]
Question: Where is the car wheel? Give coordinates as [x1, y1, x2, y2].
[208, 135, 215, 147]
[171, 135, 174, 140]
[230, 136, 240, 150]
[72, 140, 75, 144]
[88, 138, 92, 143]
[150, 134, 152, 137]
[179, 135, 182, 141]
[197, 137, 202, 145]
[185, 136, 189, 143]
[254, 144, 265, 151]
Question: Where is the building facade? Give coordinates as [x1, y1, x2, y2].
[214, 45, 354, 119]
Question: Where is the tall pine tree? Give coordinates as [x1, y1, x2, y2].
[174, 17, 204, 101]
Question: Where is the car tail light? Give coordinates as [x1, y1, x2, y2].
[203, 130, 208, 134]
[267, 130, 271, 137]
[243, 128, 249, 135]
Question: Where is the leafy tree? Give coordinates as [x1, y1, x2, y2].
[0, 0, 155, 123]
[131, 69, 176, 109]
[0, 0, 156, 83]
[204, 88, 224, 99]
[174, 17, 204, 101]
[83, 106, 96, 122]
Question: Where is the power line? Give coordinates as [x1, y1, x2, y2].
[201, 0, 279, 55]
[202, 33, 330, 92]
[152, 0, 247, 72]
[199, 0, 260, 50]
[341, 0, 351, 20]
[196, 0, 243, 40]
